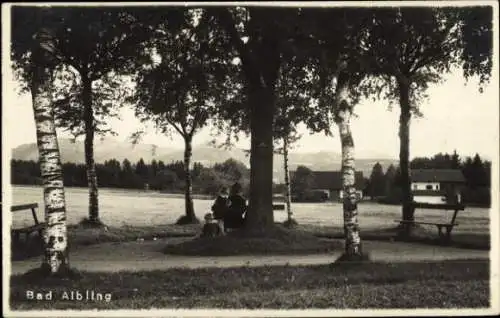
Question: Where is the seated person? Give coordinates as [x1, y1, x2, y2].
[224, 182, 247, 230]
[211, 186, 230, 233]
[201, 213, 223, 238]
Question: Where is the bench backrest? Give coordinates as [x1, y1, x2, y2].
[411, 201, 465, 225]
[11, 203, 40, 225]
[11, 203, 38, 212]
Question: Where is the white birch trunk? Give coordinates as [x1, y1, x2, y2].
[183, 137, 196, 222]
[283, 136, 293, 222]
[334, 77, 362, 257]
[31, 29, 69, 273]
[82, 71, 100, 224]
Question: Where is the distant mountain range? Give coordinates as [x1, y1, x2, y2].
[11, 138, 399, 182]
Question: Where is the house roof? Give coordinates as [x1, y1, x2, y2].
[291, 170, 365, 190]
[410, 169, 465, 183]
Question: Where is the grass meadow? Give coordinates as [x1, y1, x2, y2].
[10, 185, 490, 233]
[8, 185, 493, 310]
[10, 260, 490, 309]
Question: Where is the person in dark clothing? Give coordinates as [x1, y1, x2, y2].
[224, 182, 247, 230]
[211, 186, 229, 233]
[201, 213, 222, 237]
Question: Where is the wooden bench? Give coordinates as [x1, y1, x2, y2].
[394, 202, 465, 242]
[11, 203, 46, 243]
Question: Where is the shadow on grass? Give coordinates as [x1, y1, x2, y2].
[301, 224, 490, 251]
[11, 234, 44, 261]
[19, 266, 83, 283]
[11, 223, 202, 261]
[175, 215, 202, 225]
[333, 251, 372, 266]
[10, 221, 488, 261]
[164, 225, 343, 256]
[78, 217, 107, 229]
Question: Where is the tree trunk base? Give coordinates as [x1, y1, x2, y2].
[176, 214, 201, 225]
[283, 218, 298, 228]
[333, 251, 371, 265]
[79, 217, 106, 229]
[20, 264, 82, 282]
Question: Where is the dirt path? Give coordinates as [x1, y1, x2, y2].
[9, 239, 488, 275]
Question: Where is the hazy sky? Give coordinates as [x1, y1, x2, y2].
[3, 67, 498, 161]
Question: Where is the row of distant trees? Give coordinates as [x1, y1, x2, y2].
[365, 152, 491, 206]
[12, 151, 492, 206]
[11, 158, 251, 196]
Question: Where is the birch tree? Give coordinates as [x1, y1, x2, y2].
[273, 61, 309, 227]
[301, 8, 375, 260]
[332, 71, 364, 259]
[28, 26, 70, 274]
[275, 131, 301, 227]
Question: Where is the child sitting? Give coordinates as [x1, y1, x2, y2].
[201, 213, 223, 238]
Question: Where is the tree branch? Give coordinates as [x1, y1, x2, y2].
[405, 34, 423, 73]
[164, 116, 185, 137]
[409, 46, 447, 75]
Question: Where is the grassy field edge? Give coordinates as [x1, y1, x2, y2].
[10, 259, 490, 310]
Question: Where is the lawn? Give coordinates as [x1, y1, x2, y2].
[11, 220, 490, 262]
[11, 185, 490, 231]
[11, 185, 215, 227]
[10, 222, 201, 261]
[163, 225, 343, 256]
[9, 187, 492, 310]
[9, 259, 490, 309]
[9, 185, 491, 259]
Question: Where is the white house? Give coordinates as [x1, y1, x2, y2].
[410, 169, 465, 204]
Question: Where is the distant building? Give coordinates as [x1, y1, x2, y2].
[291, 170, 366, 201]
[410, 169, 465, 204]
